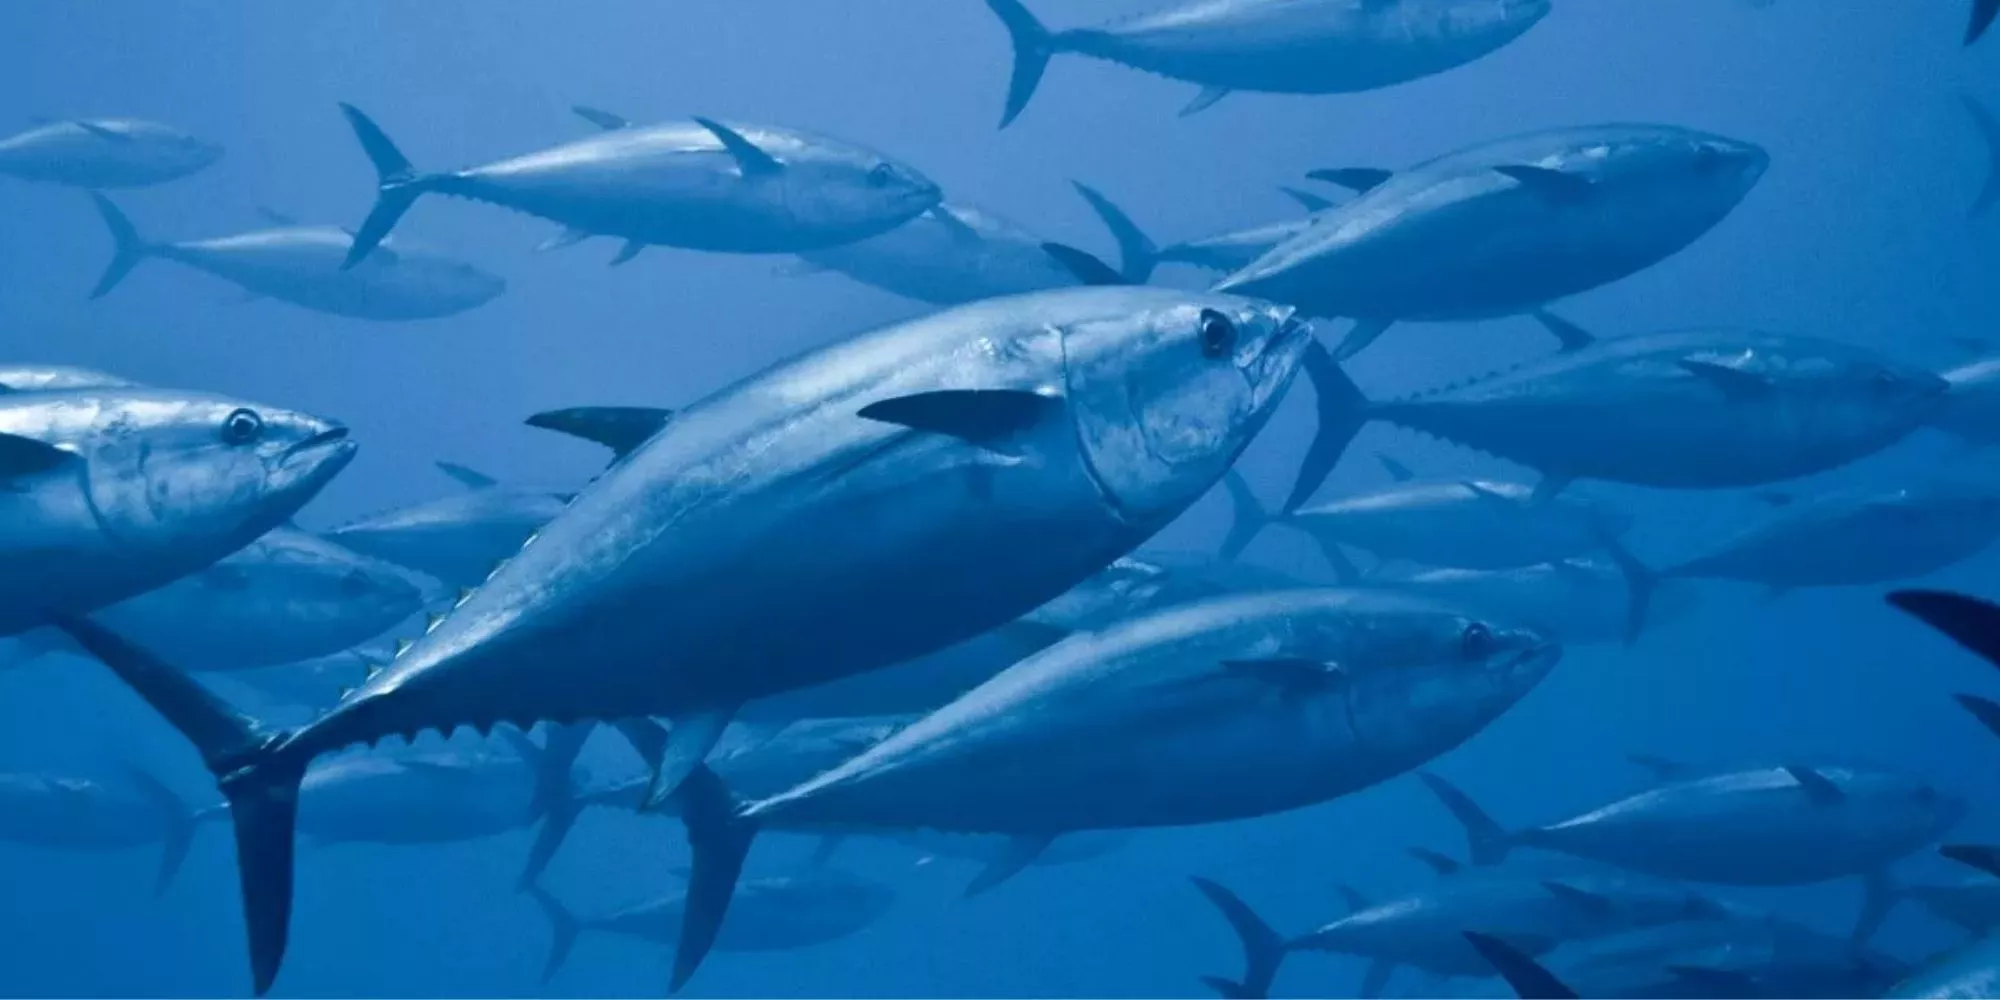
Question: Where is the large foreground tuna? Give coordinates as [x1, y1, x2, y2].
[60, 283, 1310, 995]
[668, 589, 1559, 989]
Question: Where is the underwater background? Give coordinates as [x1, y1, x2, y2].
[0, 2, 1995, 996]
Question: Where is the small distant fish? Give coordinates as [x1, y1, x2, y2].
[1219, 460, 1633, 574]
[1420, 765, 1964, 940]
[667, 590, 1559, 989]
[1659, 485, 2000, 595]
[0, 767, 207, 898]
[1291, 327, 1948, 515]
[0, 118, 221, 188]
[85, 197, 506, 321]
[337, 103, 941, 269]
[0, 386, 354, 636]
[1474, 916, 1908, 999]
[528, 872, 897, 985]
[1213, 126, 1768, 361]
[982, 0, 1551, 126]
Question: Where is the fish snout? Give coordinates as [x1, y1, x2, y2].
[1702, 138, 1770, 188]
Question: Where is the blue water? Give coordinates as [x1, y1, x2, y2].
[0, 2, 1994, 996]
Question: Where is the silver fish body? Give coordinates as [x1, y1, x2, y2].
[748, 589, 1557, 833]
[298, 286, 1307, 754]
[0, 118, 221, 188]
[1217, 125, 1767, 324]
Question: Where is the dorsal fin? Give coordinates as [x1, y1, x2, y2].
[1305, 167, 1393, 193]
[1531, 311, 1596, 351]
[693, 117, 782, 176]
[572, 105, 632, 131]
[524, 406, 676, 462]
[434, 461, 497, 490]
[1278, 186, 1335, 212]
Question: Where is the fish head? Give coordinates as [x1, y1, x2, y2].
[1785, 346, 1953, 446]
[783, 143, 941, 238]
[1061, 290, 1311, 526]
[213, 530, 427, 628]
[1905, 779, 1971, 839]
[155, 126, 226, 175]
[79, 390, 355, 556]
[1425, 0, 1552, 44]
[1340, 599, 1560, 760]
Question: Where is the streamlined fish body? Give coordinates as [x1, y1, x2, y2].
[1666, 487, 2000, 590]
[0, 118, 221, 188]
[794, 203, 1081, 305]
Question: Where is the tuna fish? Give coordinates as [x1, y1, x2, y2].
[0, 387, 354, 636]
[529, 872, 897, 984]
[1476, 917, 1908, 999]
[668, 589, 1559, 988]
[1660, 485, 2000, 594]
[0, 118, 221, 188]
[1420, 767, 1964, 939]
[1194, 864, 1723, 997]
[1213, 126, 1768, 360]
[337, 103, 941, 269]
[982, 0, 1550, 126]
[63, 283, 1311, 995]
[1220, 459, 1632, 572]
[1887, 589, 2000, 744]
[85, 198, 505, 321]
[0, 768, 207, 897]
[5, 527, 425, 673]
[1291, 327, 1948, 513]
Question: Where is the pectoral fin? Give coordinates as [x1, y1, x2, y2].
[859, 389, 1058, 443]
[525, 406, 676, 462]
[535, 228, 592, 253]
[608, 241, 644, 266]
[0, 433, 78, 482]
[963, 834, 1053, 896]
[572, 105, 631, 131]
[1495, 165, 1595, 203]
[1785, 764, 1844, 804]
[75, 120, 132, 142]
[1179, 86, 1231, 117]
[1306, 167, 1393, 193]
[641, 708, 734, 808]
[1278, 187, 1335, 213]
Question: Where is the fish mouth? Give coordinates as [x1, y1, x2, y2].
[286, 426, 352, 458]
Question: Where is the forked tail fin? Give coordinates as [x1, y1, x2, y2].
[1288, 341, 1368, 513]
[86, 193, 155, 299]
[1189, 876, 1286, 1000]
[1418, 772, 1515, 866]
[337, 103, 444, 269]
[670, 764, 758, 993]
[984, 0, 1056, 128]
[54, 616, 306, 996]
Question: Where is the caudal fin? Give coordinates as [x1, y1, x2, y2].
[1070, 182, 1159, 283]
[984, 0, 1056, 128]
[122, 763, 201, 898]
[1462, 932, 1578, 1000]
[670, 764, 757, 993]
[502, 723, 591, 890]
[1218, 471, 1271, 562]
[1418, 772, 1514, 866]
[1287, 341, 1368, 514]
[53, 616, 306, 996]
[527, 885, 582, 984]
[86, 193, 153, 299]
[1597, 538, 1658, 646]
[1189, 876, 1286, 1000]
[337, 103, 437, 269]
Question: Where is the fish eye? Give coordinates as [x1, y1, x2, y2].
[867, 163, 894, 188]
[220, 407, 264, 445]
[1460, 622, 1496, 660]
[1198, 309, 1237, 359]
